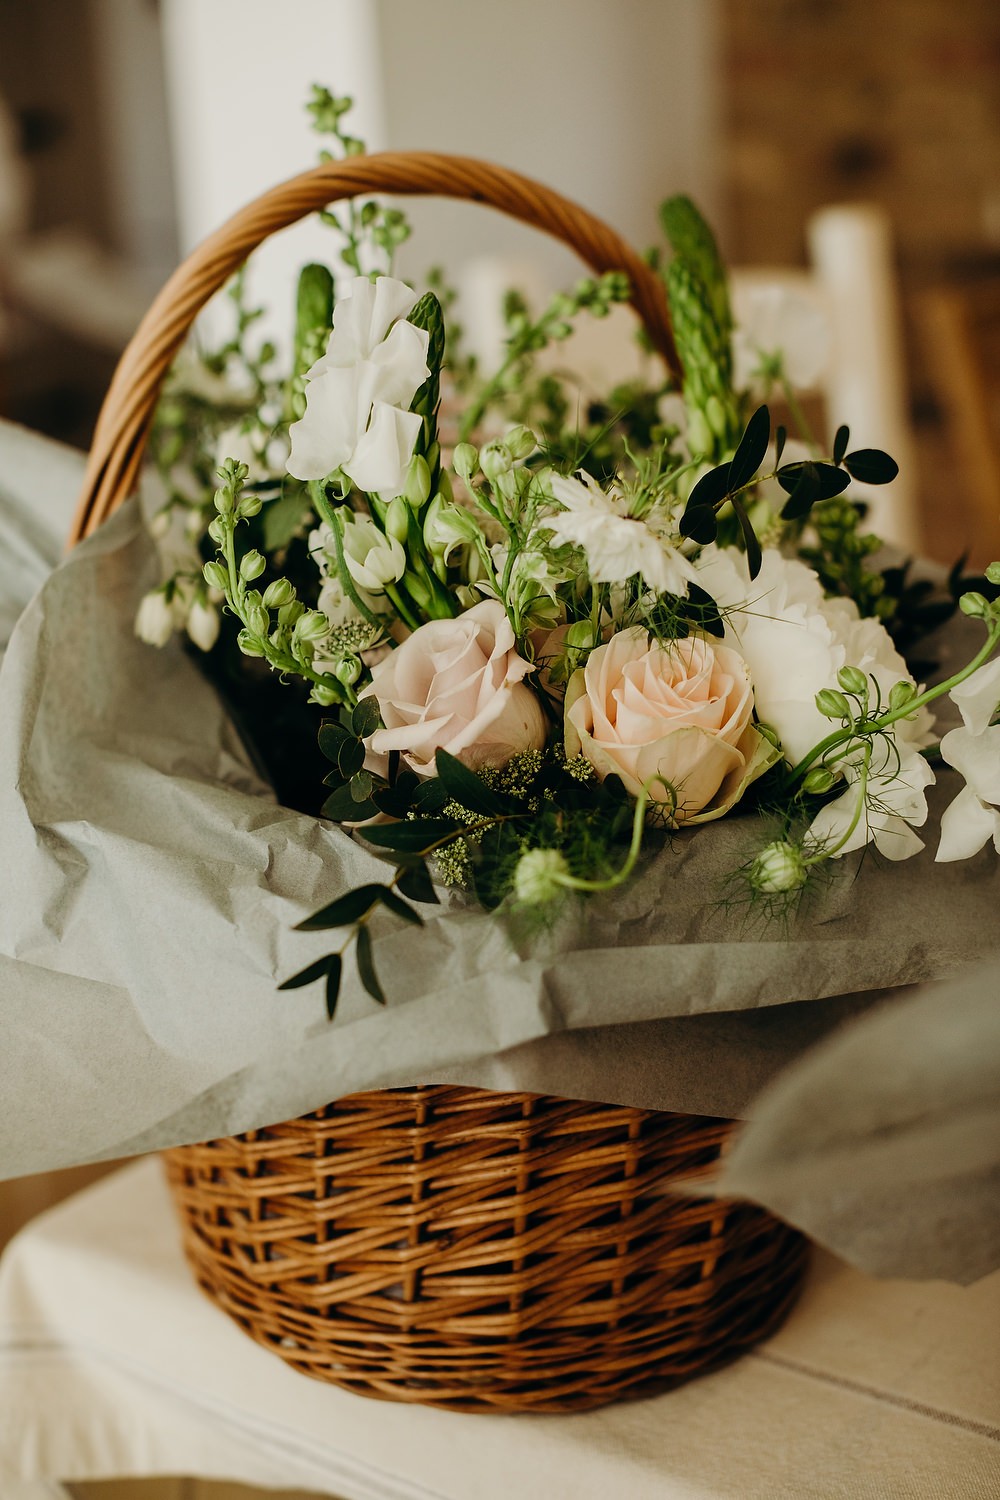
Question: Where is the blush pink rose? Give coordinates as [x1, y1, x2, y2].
[360, 598, 547, 775]
[564, 628, 776, 824]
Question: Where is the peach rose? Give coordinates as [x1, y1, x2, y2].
[564, 628, 777, 824]
[360, 599, 547, 775]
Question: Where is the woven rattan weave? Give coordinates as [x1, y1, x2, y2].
[164, 1088, 806, 1413]
[76, 154, 808, 1413]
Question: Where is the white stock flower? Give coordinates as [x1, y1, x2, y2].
[135, 589, 175, 647]
[936, 726, 1000, 862]
[340, 513, 407, 593]
[731, 282, 830, 392]
[287, 275, 430, 495]
[545, 471, 697, 598]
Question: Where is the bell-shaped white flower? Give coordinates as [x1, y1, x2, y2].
[135, 589, 175, 648]
[806, 737, 934, 862]
[287, 275, 430, 495]
[185, 598, 221, 652]
[936, 725, 1000, 861]
[340, 514, 407, 593]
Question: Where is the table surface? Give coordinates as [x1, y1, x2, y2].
[1, 1160, 998, 1500]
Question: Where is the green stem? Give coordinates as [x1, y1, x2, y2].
[384, 581, 422, 633]
[802, 747, 870, 866]
[555, 782, 653, 894]
[310, 482, 382, 630]
[785, 624, 1000, 792]
[781, 377, 820, 452]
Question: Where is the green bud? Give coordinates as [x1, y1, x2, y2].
[687, 408, 713, 457]
[504, 425, 536, 461]
[247, 604, 270, 636]
[802, 766, 837, 795]
[236, 493, 263, 520]
[262, 577, 296, 610]
[213, 486, 234, 516]
[236, 629, 266, 658]
[480, 440, 512, 484]
[239, 549, 266, 581]
[837, 665, 868, 697]
[278, 599, 305, 627]
[755, 720, 782, 749]
[310, 683, 339, 707]
[749, 840, 808, 895]
[207, 517, 226, 546]
[815, 688, 852, 720]
[335, 656, 362, 687]
[888, 680, 917, 712]
[294, 609, 330, 643]
[985, 561, 1000, 585]
[402, 454, 431, 508]
[960, 591, 990, 619]
[453, 444, 479, 485]
[202, 560, 228, 591]
[565, 620, 598, 652]
[386, 495, 410, 543]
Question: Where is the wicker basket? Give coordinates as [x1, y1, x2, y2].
[72, 154, 808, 1414]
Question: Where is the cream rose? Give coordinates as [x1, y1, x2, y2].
[360, 599, 546, 775]
[564, 628, 777, 824]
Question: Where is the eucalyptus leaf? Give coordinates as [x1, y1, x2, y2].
[356, 926, 385, 1005]
[379, 888, 424, 926]
[360, 818, 458, 853]
[318, 720, 351, 761]
[397, 862, 440, 905]
[727, 404, 770, 492]
[351, 698, 382, 738]
[336, 735, 365, 779]
[434, 749, 510, 815]
[294, 883, 388, 932]
[277, 954, 336, 990]
[732, 497, 762, 580]
[844, 448, 899, 485]
[322, 785, 377, 821]
[833, 424, 851, 466]
[325, 955, 343, 1020]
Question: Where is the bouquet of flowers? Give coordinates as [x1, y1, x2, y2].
[137, 89, 1000, 1020]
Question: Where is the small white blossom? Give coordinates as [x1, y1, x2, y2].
[949, 657, 1000, 737]
[731, 282, 830, 392]
[185, 598, 221, 652]
[806, 737, 934, 862]
[340, 514, 407, 593]
[545, 471, 696, 598]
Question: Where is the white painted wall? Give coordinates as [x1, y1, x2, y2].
[158, 0, 721, 349]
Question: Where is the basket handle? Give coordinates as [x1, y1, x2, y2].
[70, 150, 679, 544]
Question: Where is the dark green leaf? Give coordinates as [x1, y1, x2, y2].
[727, 404, 770, 492]
[336, 735, 365, 779]
[294, 883, 388, 931]
[350, 770, 375, 802]
[351, 698, 382, 738]
[774, 424, 787, 467]
[356, 926, 385, 1005]
[778, 461, 822, 520]
[373, 771, 422, 818]
[832, 424, 850, 466]
[379, 888, 424, 926]
[434, 749, 510, 815]
[322, 782, 376, 821]
[322, 768, 346, 788]
[411, 779, 449, 815]
[686, 462, 733, 511]
[679, 505, 719, 544]
[360, 818, 458, 853]
[397, 862, 440, 905]
[813, 463, 853, 500]
[684, 583, 725, 638]
[325, 955, 343, 1019]
[843, 448, 899, 485]
[732, 497, 762, 580]
[318, 720, 351, 761]
[278, 954, 336, 990]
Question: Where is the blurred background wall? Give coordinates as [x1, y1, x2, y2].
[0, 0, 999, 560]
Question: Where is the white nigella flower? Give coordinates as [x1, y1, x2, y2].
[544, 471, 697, 598]
[731, 282, 830, 392]
[287, 275, 430, 496]
[936, 726, 1000, 862]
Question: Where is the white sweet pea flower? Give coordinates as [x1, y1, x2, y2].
[949, 657, 1000, 736]
[545, 471, 697, 598]
[936, 726, 1000, 861]
[806, 737, 935, 862]
[287, 275, 430, 495]
[731, 282, 830, 392]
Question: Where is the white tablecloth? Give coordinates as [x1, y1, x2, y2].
[0, 1160, 998, 1499]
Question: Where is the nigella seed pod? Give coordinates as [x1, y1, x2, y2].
[749, 841, 808, 895]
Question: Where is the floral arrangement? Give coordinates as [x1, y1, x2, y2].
[137, 89, 1000, 1017]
